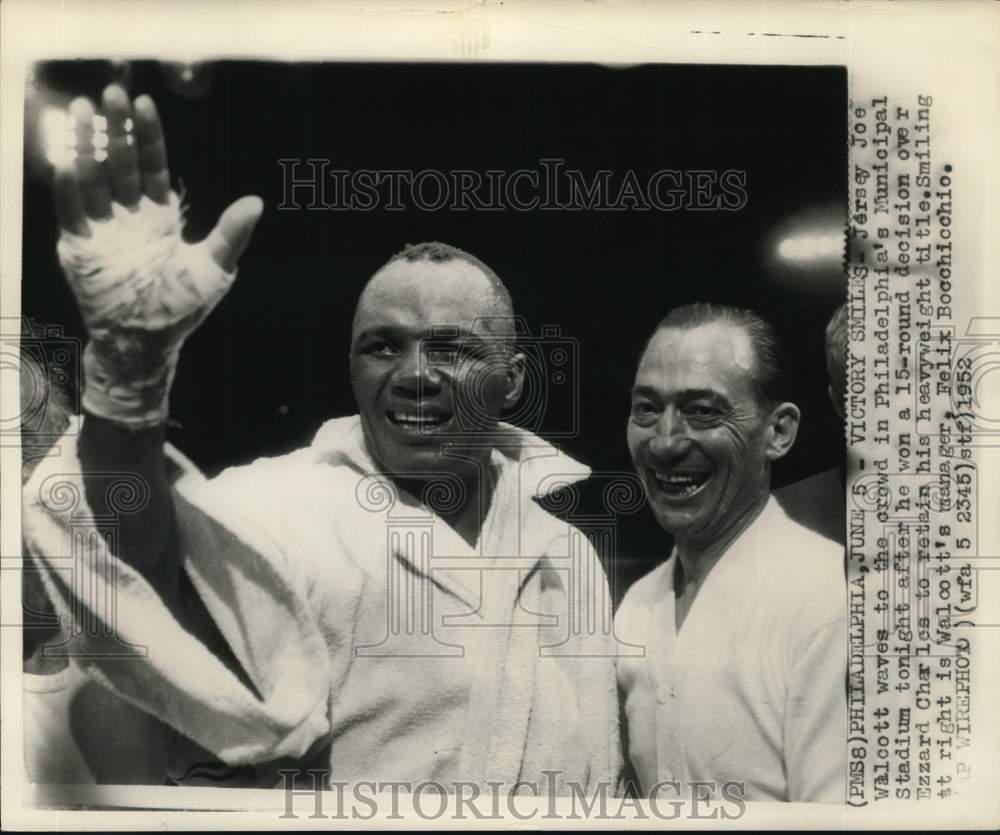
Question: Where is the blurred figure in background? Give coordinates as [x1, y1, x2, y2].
[775, 303, 847, 545]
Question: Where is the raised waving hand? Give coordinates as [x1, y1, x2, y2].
[54, 84, 263, 427]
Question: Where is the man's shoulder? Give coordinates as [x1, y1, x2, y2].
[177, 432, 366, 548]
[194, 446, 333, 510]
[202, 416, 367, 499]
[758, 499, 846, 621]
[617, 557, 673, 618]
[774, 466, 845, 545]
[527, 497, 602, 554]
[612, 557, 671, 652]
[761, 497, 843, 558]
[211, 445, 323, 483]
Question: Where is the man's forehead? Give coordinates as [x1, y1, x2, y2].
[355, 258, 507, 335]
[637, 322, 756, 389]
[363, 258, 495, 305]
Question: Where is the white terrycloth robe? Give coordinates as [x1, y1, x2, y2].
[616, 497, 847, 803]
[23, 416, 622, 793]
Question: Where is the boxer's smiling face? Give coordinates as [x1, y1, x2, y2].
[350, 257, 523, 486]
[627, 322, 782, 550]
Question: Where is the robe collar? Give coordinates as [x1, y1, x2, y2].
[309, 415, 590, 498]
[308, 415, 591, 605]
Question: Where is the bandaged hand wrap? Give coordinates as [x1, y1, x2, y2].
[57, 194, 236, 428]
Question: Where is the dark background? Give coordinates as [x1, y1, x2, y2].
[22, 60, 847, 598]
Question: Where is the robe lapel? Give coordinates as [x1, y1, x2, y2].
[453, 451, 543, 786]
[311, 415, 592, 785]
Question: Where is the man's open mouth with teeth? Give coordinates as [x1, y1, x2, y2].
[386, 409, 453, 433]
[650, 469, 712, 500]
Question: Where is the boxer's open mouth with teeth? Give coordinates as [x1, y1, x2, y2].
[386, 409, 452, 433]
[650, 469, 712, 500]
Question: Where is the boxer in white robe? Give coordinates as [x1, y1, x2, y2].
[22, 83, 621, 793]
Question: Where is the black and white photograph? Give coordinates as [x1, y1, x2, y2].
[2, 0, 998, 829]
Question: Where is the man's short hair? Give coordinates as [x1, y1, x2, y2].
[380, 241, 515, 324]
[824, 303, 848, 405]
[650, 302, 794, 407]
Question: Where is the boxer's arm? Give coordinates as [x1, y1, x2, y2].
[29, 84, 331, 768]
[52, 84, 261, 601]
[77, 419, 235, 655]
[78, 417, 177, 597]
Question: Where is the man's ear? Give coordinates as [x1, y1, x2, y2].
[765, 401, 801, 461]
[501, 350, 527, 410]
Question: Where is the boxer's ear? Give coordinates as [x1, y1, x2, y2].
[765, 401, 800, 461]
[501, 350, 526, 410]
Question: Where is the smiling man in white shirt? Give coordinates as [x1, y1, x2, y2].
[615, 303, 847, 804]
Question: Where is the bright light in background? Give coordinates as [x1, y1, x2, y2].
[777, 233, 844, 262]
[765, 202, 846, 298]
[162, 61, 214, 99]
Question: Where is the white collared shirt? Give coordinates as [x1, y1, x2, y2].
[615, 497, 847, 803]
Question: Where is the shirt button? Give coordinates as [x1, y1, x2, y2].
[656, 686, 671, 703]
